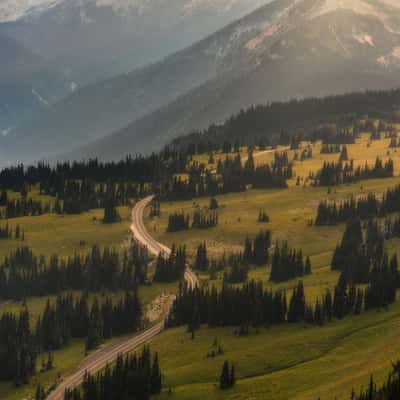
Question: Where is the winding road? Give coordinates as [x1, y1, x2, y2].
[46, 147, 284, 399]
[47, 196, 198, 400]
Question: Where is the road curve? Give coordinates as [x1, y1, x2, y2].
[47, 197, 198, 400]
[46, 147, 283, 399]
[131, 195, 199, 290]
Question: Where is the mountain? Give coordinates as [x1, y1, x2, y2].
[0, 32, 71, 135]
[3, 0, 400, 163]
[0, 0, 268, 85]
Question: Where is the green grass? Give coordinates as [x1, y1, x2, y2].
[0, 282, 180, 400]
[0, 339, 87, 400]
[139, 134, 400, 399]
[148, 301, 400, 400]
[0, 206, 132, 260]
[0, 202, 182, 400]
[3, 133, 400, 399]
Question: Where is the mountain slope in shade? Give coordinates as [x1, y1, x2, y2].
[0, 32, 71, 134]
[0, 0, 268, 85]
[3, 0, 400, 162]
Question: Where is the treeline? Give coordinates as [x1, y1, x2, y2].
[0, 182, 135, 219]
[0, 150, 189, 193]
[351, 362, 400, 400]
[270, 242, 311, 282]
[36, 291, 141, 352]
[321, 128, 358, 144]
[0, 244, 148, 300]
[0, 290, 142, 385]
[1, 196, 52, 219]
[0, 310, 36, 385]
[314, 158, 393, 187]
[169, 89, 400, 152]
[389, 137, 400, 148]
[293, 147, 312, 161]
[64, 348, 162, 400]
[315, 185, 400, 225]
[0, 223, 25, 240]
[167, 210, 218, 232]
[320, 144, 340, 154]
[194, 231, 271, 284]
[153, 245, 186, 282]
[167, 274, 383, 332]
[161, 151, 292, 201]
[331, 219, 399, 308]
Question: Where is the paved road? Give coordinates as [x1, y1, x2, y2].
[47, 197, 198, 400]
[46, 147, 284, 399]
[131, 195, 198, 289]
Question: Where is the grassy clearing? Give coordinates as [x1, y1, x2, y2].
[146, 178, 400, 257]
[0, 283, 179, 400]
[148, 300, 400, 400]
[0, 339, 86, 400]
[140, 135, 400, 399]
[0, 206, 131, 260]
[0, 200, 182, 400]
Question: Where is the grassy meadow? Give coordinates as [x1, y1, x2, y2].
[139, 133, 400, 399]
[2, 131, 400, 399]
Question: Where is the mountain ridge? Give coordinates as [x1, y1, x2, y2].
[3, 0, 400, 162]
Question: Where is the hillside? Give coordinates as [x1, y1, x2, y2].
[3, 0, 400, 163]
[0, 0, 267, 85]
[0, 33, 71, 134]
[2, 89, 400, 398]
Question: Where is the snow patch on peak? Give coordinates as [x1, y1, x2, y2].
[353, 32, 374, 46]
[0, 0, 65, 22]
[310, 0, 397, 19]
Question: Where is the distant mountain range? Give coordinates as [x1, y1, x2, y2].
[2, 0, 400, 163]
[0, 32, 72, 135]
[0, 0, 268, 87]
[0, 0, 266, 139]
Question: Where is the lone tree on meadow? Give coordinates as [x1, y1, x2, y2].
[220, 361, 236, 390]
[102, 199, 121, 224]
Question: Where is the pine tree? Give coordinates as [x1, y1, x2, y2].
[220, 361, 231, 390]
[35, 384, 46, 400]
[150, 353, 162, 394]
[339, 145, 348, 161]
[102, 199, 121, 224]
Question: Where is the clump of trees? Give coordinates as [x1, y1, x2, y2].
[153, 245, 186, 282]
[0, 223, 25, 240]
[167, 211, 190, 232]
[315, 184, 400, 225]
[0, 289, 142, 386]
[331, 219, 399, 309]
[64, 348, 162, 400]
[270, 242, 311, 282]
[102, 199, 121, 224]
[351, 362, 400, 400]
[0, 244, 148, 300]
[192, 210, 218, 229]
[320, 144, 340, 154]
[314, 158, 393, 187]
[167, 209, 218, 232]
[339, 145, 348, 161]
[36, 291, 141, 352]
[194, 242, 209, 271]
[220, 361, 236, 390]
[209, 197, 219, 210]
[194, 231, 271, 282]
[258, 210, 270, 223]
[0, 310, 36, 385]
[149, 198, 161, 217]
